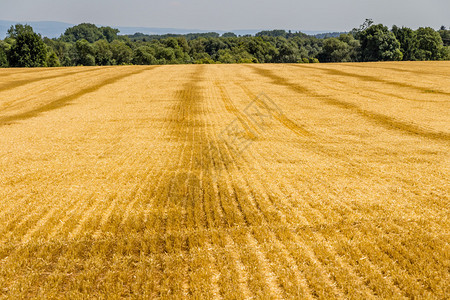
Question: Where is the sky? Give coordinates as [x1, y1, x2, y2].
[0, 0, 448, 31]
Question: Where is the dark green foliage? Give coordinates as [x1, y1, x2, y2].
[392, 26, 418, 61]
[186, 32, 220, 40]
[319, 38, 348, 62]
[222, 32, 237, 38]
[0, 40, 10, 67]
[46, 51, 60, 67]
[359, 24, 403, 61]
[101, 27, 120, 43]
[439, 27, 450, 46]
[339, 34, 360, 61]
[217, 48, 256, 63]
[317, 34, 360, 62]
[1, 22, 448, 68]
[130, 32, 220, 42]
[273, 39, 300, 63]
[44, 38, 72, 66]
[246, 38, 278, 63]
[203, 38, 228, 58]
[71, 39, 96, 66]
[63, 23, 104, 43]
[415, 27, 446, 60]
[188, 38, 206, 56]
[439, 46, 450, 60]
[256, 30, 288, 38]
[192, 52, 215, 64]
[63, 23, 119, 43]
[93, 40, 113, 65]
[110, 40, 133, 65]
[154, 45, 176, 63]
[314, 32, 347, 39]
[132, 46, 156, 65]
[7, 24, 34, 39]
[8, 30, 47, 67]
[291, 37, 322, 61]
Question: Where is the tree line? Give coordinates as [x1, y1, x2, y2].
[0, 19, 449, 67]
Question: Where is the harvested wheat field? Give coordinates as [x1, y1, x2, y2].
[0, 62, 449, 299]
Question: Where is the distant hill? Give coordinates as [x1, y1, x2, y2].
[0, 20, 337, 39]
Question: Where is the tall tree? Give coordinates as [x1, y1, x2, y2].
[246, 38, 278, 63]
[93, 40, 113, 65]
[63, 23, 105, 43]
[273, 38, 299, 63]
[317, 34, 359, 62]
[351, 19, 374, 39]
[132, 46, 157, 65]
[8, 27, 47, 67]
[71, 39, 96, 66]
[415, 27, 445, 60]
[359, 24, 403, 61]
[392, 26, 418, 61]
[110, 40, 133, 65]
[101, 27, 120, 43]
[7, 24, 34, 39]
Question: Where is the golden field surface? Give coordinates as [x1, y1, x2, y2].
[0, 62, 449, 299]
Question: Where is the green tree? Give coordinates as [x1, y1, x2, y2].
[203, 38, 227, 58]
[193, 52, 215, 64]
[359, 24, 403, 61]
[217, 49, 236, 63]
[132, 46, 157, 65]
[438, 26, 450, 46]
[222, 32, 237, 38]
[163, 37, 179, 49]
[46, 51, 60, 67]
[247, 38, 278, 63]
[232, 47, 256, 63]
[154, 45, 176, 64]
[318, 36, 358, 62]
[0, 40, 11, 67]
[256, 30, 287, 38]
[93, 40, 113, 65]
[47, 39, 72, 66]
[101, 26, 119, 43]
[392, 26, 418, 60]
[71, 39, 96, 66]
[176, 37, 190, 53]
[8, 29, 48, 67]
[415, 27, 445, 60]
[351, 19, 374, 39]
[160, 38, 192, 63]
[63, 23, 105, 43]
[439, 46, 450, 60]
[189, 38, 206, 57]
[273, 38, 299, 63]
[7, 24, 34, 39]
[338, 34, 360, 61]
[110, 40, 133, 65]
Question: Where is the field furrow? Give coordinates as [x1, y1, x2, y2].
[0, 62, 448, 299]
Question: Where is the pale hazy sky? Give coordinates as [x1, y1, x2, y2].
[0, 0, 448, 31]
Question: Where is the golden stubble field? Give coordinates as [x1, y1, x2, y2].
[0, 62, 449, 299]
